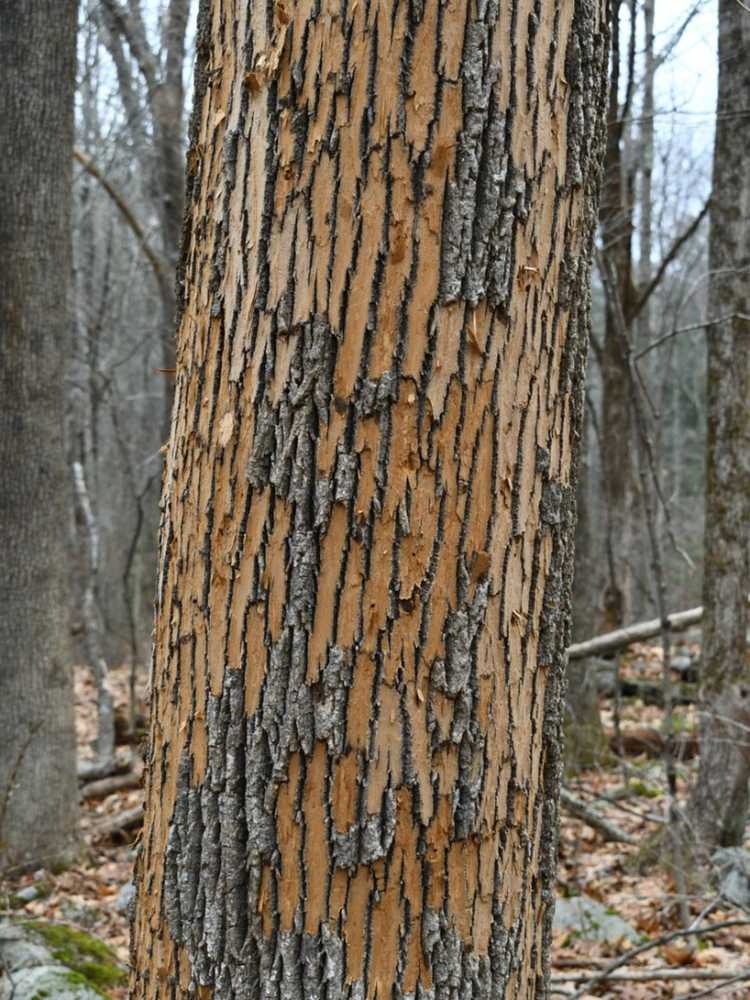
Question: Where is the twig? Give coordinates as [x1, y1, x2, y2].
[682, 971, 750, 999]
[633, 313, 750, 361]
[564, 919, 750, 1000]
[600, 245, 689, 923]
[80, 768, 142, 801]
[630, 200, 711, 320]
[555, 968, 750, 985]
[73, 147, 170, 296]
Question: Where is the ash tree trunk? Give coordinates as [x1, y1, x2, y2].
[0, 0, 80, 871]
[131, 0, 609, 996]
[687, 1, 750, 853]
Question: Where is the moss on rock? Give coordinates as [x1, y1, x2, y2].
[25, 921, 126, 994]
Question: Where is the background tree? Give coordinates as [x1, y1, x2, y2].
[565, 1, 712, 771]
[99, 0, 191, 416]
[130, 0, 609, 995]
[687, 0, 750, 853]
[0, 0, 80, 871]
[69, 0, 192, 718]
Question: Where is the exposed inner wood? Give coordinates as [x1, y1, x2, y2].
[131, 0, 609, 996]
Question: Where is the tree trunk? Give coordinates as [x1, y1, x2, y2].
[0, 0, 80, 872]
[598, 0, 637, 632]
[72, 461, 116, 765]
[636, 0, 655, 353]
[131, 0, 609, 995]
[568, 415, 608, 769]
[100, 0, 191, 436]
[687, 1, 750, 852]
[564, 657, 609, 772]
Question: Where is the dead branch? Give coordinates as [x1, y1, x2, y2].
[563, 918, 750, 1000]
[606, 726, 700, 760]
[559, 788, 636, 844]
[80, 767, 142, 801]
[630, 199, 711, 320]
[633, 312, 750, 361]
[73, 147, 170, 296]
[90, 804, 144, 841]
[568, 596, 750, 660]
[77, 752, 136, 784]
[568, 606, 704, 659]
[554, 967, 750, 985]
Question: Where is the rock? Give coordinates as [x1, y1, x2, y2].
[0, 920, 126, 1000]
[670, 655, 692, 672]
[0, 965, 104, 1000]
[0, 923, 51, 968]
[59, 900, 99, 928]
[712, 848, 750, 909]
[593, 658, 617, 697]
[115, 880, 136, 915]
[13, 886, 39, 903]
[670, 655, 699, 682]
[553, 894, 640, 945]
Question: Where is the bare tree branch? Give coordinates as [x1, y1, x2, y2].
[634, 312, 750, 360]
[563, 919, 750, 1000]
[555, 968, 750, 987]
[559, 788, 636, 843]
[73, 146, 170, 298]
[630, 199, 711, 320]
[653, 2, 707, 72]
[100, 0, 159, 99]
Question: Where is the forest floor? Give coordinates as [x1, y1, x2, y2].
[2, 642, 749, 999]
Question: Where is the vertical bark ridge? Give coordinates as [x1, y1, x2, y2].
[132, 0, 608, 996]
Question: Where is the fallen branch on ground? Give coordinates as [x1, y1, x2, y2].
[77, 752, 135, 784]
[562, 918, 750, 1000]
[566, 597, 749, 660]
[606, 676, 696, 706]
[553, 967, 750, 984]
[559, 788, 635, 844]
[606, 726, 700, 760]
[90, 804, 143, 841]
[80, 768, 142, 801]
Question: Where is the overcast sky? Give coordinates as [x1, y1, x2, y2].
[653, 2, 717, 161]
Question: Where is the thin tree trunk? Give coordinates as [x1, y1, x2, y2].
[636, 0, 655, 353]
[131, 0, 609, 995]
[73, 460, 116, 765]
[152, 0, 190, 433]
[0, 0, 80, 872]
[598, 0, 638, 631]
[100, 0, 190, 438]
[568, 401, 608, 768]
[687, 1, 750, 852]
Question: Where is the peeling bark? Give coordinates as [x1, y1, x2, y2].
[131, 0, 609, 996]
